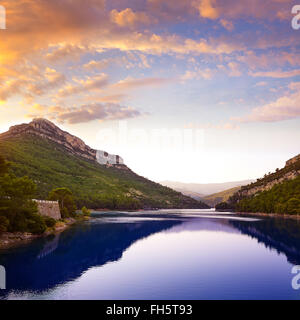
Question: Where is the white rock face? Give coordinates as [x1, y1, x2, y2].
[96, 150, 124, 165]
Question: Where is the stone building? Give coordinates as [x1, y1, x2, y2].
[33, 200, 61, 220]
[96, 150, 124, 165]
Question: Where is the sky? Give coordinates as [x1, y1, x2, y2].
[0, 0, 299, 183]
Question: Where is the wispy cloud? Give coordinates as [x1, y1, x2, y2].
[233, 82, 300, 123]
[36, 103, 146, 124]
[249, 69, 300, 79]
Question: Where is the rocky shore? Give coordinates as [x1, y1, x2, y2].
[0, 218, 78, 250]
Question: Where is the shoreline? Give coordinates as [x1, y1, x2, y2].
[236, 211, 300, 221]
[0, 217, 80, 250]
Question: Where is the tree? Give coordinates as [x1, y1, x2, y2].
[286, 198, 300, 215]
[0, 155, 9, 176]
[215, 202, 234, 211]
[0, 215, 9, 233]
[81, 206, 91, 217]
[0, 154, 46, 234]
[48, 187, 76, 218]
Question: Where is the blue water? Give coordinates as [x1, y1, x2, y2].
[1, 209, 300, 300]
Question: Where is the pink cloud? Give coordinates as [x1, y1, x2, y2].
[249, 69, 300, 79]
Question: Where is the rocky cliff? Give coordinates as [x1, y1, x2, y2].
[0, 118, 124, 167]
[235, 154, 300, 199]
[286, 154, 300, 167]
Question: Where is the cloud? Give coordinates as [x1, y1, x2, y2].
[147, 0, 293, 22]
[58, 74, 109, 97]
[220, 19, 234, 31]
[233, 83, 300, 123]
[249, 69, 300, 79]
[48, 103, 144, 124]
[194, 0, 219, 19]
[83, 60, 111, 71]
[0, 79, 28, 101]
[85, 94, 128, 103]
[0, 0, 294, 70]
[227, 62, 242, 77]
[0, 0, 298, 128]
[46, 44, 89, 63]
[27, 68, 66, 96]
[110, 8, 151, 27]
[255, 81, 268, 87]
[181, 68, 214, 81]
[112, 77, 173, 90]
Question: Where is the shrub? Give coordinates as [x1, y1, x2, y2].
[44, 216, 56, 228]
[27, 213, 47, 234]
[81, 206, 91, 217]
[61, 207, 69, 219]
[0, 215, 9, 233]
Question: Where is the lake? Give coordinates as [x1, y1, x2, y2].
[1, 209, 300, 300]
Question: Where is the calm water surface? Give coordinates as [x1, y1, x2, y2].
[1, 209, 300, 300]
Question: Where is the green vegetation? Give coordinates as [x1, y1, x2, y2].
[0, 155, 48, 234]
[48, 187, 76, 218]
[239, 160, 300, 193]
[203, 186, 240, 207]
[81, 206, 91, 217]
[0, 135, 209, 210]
[235, 176, 300, 215]
[215, 201, 234, 211]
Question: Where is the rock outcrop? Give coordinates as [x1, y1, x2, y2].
[236, 154, 300, 199]
[0, 118, 125, 167]
[286, 154, 300, 167]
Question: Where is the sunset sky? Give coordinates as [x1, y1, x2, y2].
[0, 0, 299, 183]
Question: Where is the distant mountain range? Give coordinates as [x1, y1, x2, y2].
[160, 180, 254, 197]
[0, 119, 209, 210]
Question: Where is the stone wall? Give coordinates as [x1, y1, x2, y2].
[33, 200, 61, 220]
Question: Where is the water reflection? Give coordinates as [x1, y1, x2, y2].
[231, 217, 300, 265]
[0, 217, 181, 297]
[0, 211, 300, 299]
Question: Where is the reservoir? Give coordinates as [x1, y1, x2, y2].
[0, 209, 300, 300]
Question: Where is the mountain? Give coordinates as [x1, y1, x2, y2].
[160, 179, 254, 196]
[0, 119, 209, 210]
[170, 188, 205, 201]
[233, 154, 300, 200]
[202, 186, 241, 208]
[229, 154, 300, 214]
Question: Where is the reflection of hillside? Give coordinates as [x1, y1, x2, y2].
[230, 218, 300, 265]
[0, 218, 180, 295]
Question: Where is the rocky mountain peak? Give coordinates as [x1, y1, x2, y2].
[0, 118, 127, 167]
[1, 118, 97, 161]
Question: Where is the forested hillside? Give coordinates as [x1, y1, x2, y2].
[0, 134, 209, 210]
